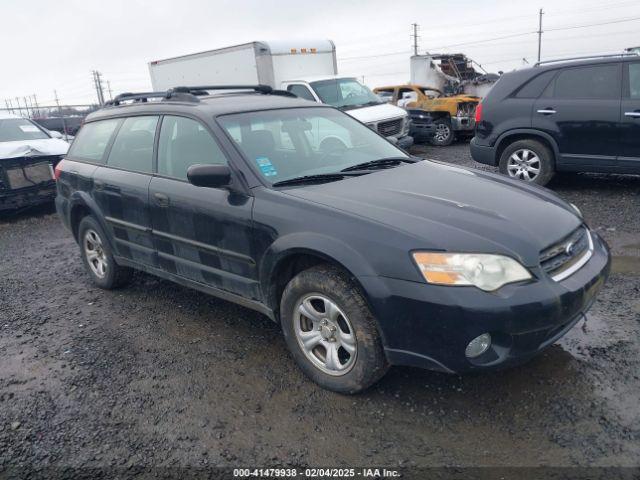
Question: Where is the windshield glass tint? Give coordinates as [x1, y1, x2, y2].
[311, 78, 381, 109]
[218, 107, 406, 184]
[0, 118, 49, 142]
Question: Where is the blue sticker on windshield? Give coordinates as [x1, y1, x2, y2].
[256, 156, 278, 177]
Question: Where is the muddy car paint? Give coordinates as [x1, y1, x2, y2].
[56, 95, 610, 374]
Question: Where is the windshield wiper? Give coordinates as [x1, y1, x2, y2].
[340, 157, 418, 173]
[272, 173, 348, 187]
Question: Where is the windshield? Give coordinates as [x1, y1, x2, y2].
[420, 88, 441, 98]
[310, 78, 382, 109]
[0, 118, 49, 142]
[218, 107, 407, 184]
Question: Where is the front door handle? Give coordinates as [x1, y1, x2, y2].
[537, 109, 557, 115]
[153, 192, 170, 207]
[624, 111, 640, 118]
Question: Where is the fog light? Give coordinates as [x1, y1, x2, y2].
[465, 333, 491, 358]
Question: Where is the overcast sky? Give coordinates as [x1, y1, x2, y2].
[1, 0, 639, 107]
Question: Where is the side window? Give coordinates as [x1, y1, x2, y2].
[553, 64, 620, 99]
[157, 116, 227, 180]
[287, 84, 316, 102]
[67, 119, 120, 163]
[515, 70, 556, 98]
[106, 116, 158, 173]
[628, 63, 640, 99]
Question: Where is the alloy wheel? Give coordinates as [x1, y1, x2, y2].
[434, 123, 451, 143]
[84, 229, 108, 279]
[507, 149, 541, 182]
[293, 294, 357, 376]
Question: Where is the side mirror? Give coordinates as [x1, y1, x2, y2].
[387, 136, 399, 146]
[49, 130, 63, 139]
[187, 164, 232, 188]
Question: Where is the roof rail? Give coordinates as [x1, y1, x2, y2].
[105, 84, 296, 107]
[534, 52, 638, 67]
[167, 84, 274, 96]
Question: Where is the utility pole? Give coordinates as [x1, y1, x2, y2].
[15, 97, 23, 116]
[92, 70, 105, 105]
[32, 94, 39, 117]
[54, 90, 69, 140]
[537, 9, 544, 63]
[106, 80, 113, 101]
[411, 23, 420, 56]
[23, 96, 31, 117]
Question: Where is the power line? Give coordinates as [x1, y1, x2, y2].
[546, 15, 640, 32]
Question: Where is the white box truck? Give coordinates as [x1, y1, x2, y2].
[148, 40, 412, 148]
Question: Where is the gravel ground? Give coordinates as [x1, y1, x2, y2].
[1, 142, 639, 475]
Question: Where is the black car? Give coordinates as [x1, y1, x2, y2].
[471, 54, 640, 185]
[56, 85, 610, 393]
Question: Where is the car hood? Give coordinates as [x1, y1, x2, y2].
[282, 161, 582, 266]
[0, 138, 69, 160]
[345, 103, 407, 124]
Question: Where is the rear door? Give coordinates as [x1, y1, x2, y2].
[533, 63, 621, 171]
[92, 116, 159, 267]
[148, 115, 258, 299]
[620, 61, 640, 170]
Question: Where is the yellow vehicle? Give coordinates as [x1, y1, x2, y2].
[374, 84, 480, 146]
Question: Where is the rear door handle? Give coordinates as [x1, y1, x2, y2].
[153, 192, 170, 207]
[537, 109, 557, 115]
[624, 111, 640, 118]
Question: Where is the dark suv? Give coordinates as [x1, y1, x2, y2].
[471, 54, 640, 185]
[56, 85, 610, 393]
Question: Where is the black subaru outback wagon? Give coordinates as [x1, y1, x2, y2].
[56, 85, 610, 393]
[471, 54, 640, 185]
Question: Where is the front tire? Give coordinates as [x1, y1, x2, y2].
[430, 118, 454, 146]
[280, 265, 388, 394]
[78, 216, 132, 289]
[499, 139, 554, 186]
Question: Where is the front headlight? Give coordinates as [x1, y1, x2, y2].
[411, 252, 532, 291]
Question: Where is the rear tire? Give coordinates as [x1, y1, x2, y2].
[429, 118, 454, 146]
[280, 264, 388, 394]
[499, 139, 554, 186]
[78, 216, 133, 289]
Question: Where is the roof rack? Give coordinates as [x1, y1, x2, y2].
[105, 84, 295, 106]
[534, 52, 638, 67]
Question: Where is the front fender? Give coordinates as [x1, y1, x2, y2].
[259, 232, 378, 306]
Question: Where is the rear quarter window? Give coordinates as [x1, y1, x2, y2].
[514, 70, 557, 98]
[106, 116, 158, 173]
[67, 119, 121, 163]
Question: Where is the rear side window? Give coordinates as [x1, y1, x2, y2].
[628, 63, 640, 99]
[106, 116, 158, 173]
[287, 85, 316, 102]
[67, 119, 120, 163]
[553, 64, 620, 99]
[157, 116, 227, 180]
[515, 70, 556, 98]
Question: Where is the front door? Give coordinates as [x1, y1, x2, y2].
[619, 61, 640, 170]
[148, 115, 258, 299]
[533, 63, 621, 171]
[93, 115, 158, 267]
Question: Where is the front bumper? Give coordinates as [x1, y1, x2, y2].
[0, 183, 56, 212]
[360, 232, 610, 373]
[396, 135, 414, 150]
[451, 116, 476, 132]
[470, 136, 498, 166]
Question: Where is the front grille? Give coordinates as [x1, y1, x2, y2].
[540, 227, 592, 280]
[408, 109, 432, 125]
[377, 118, 403, 136]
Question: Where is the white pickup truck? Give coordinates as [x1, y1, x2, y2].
[148, 40, 413, 149]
